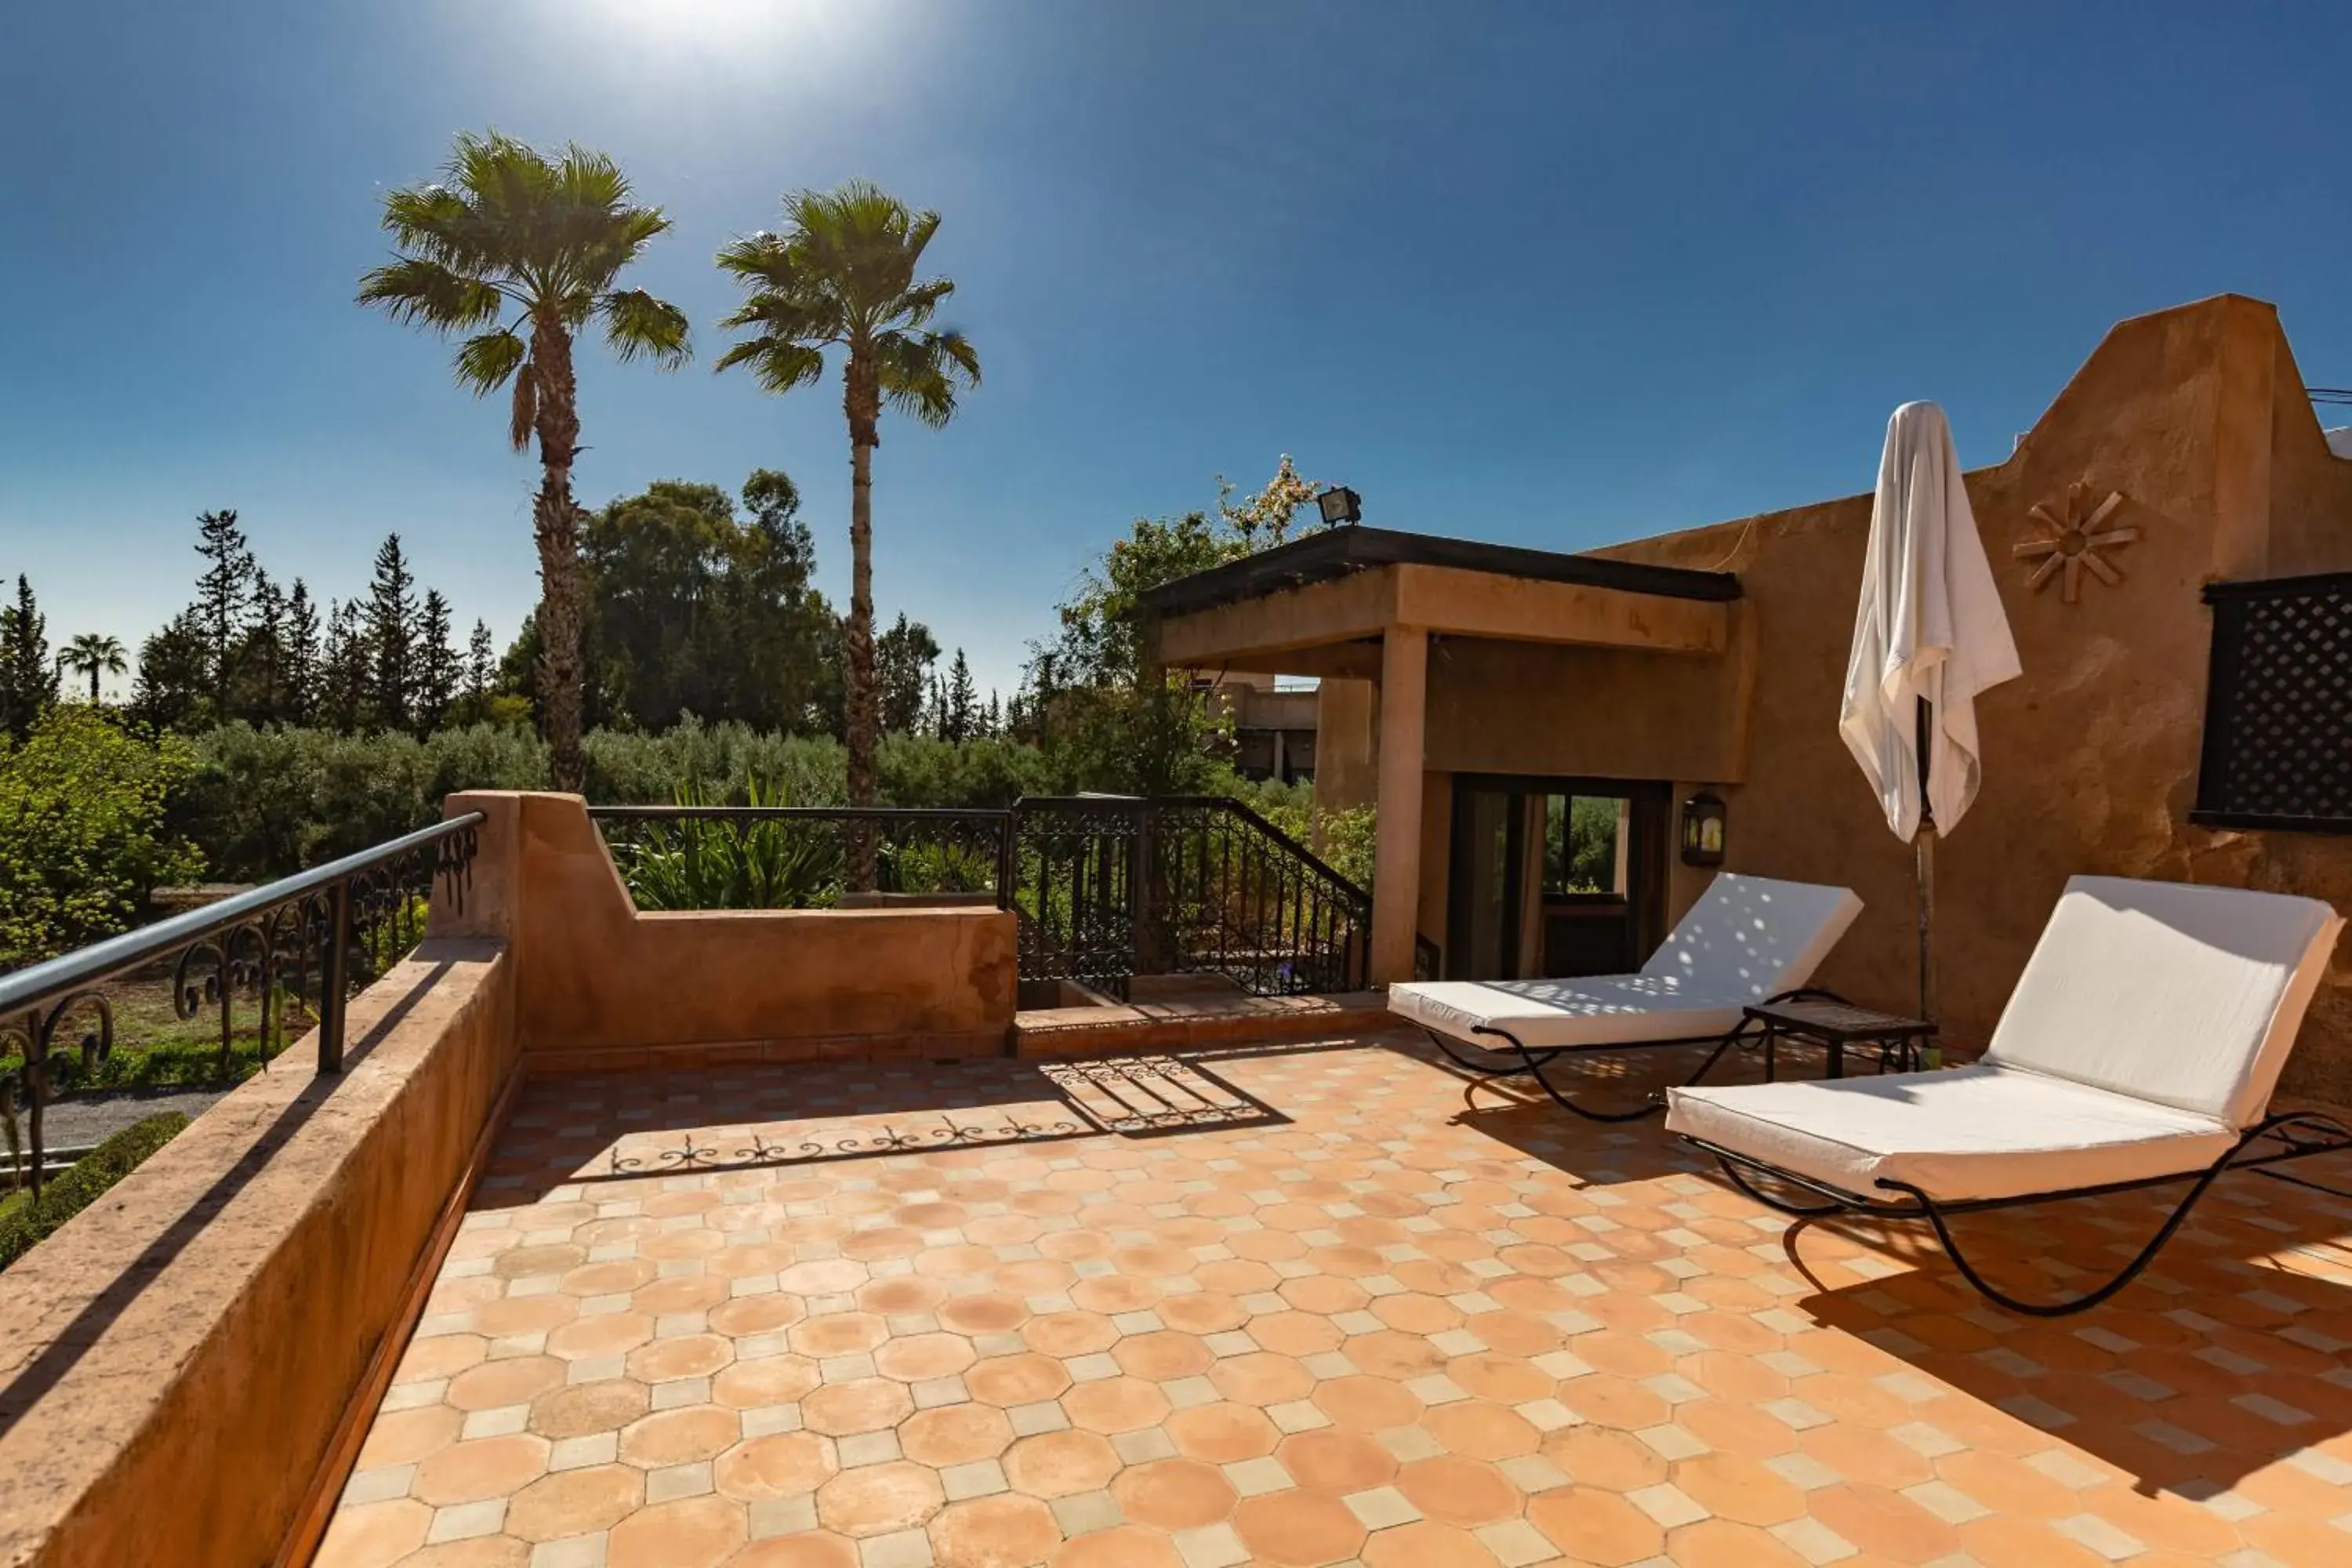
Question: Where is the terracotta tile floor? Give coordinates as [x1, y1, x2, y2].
[319, 1035, 2352, 1568]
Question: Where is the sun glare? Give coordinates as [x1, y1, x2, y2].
[584, 0, 845, 50]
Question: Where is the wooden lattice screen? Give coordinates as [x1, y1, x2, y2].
[2193, 570, 2352, 833]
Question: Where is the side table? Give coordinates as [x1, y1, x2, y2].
[1741, 999, 1940, 1081]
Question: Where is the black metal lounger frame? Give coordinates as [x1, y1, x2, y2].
[1680, 1108, 2352, 1316]
[1418, 986, 1849, 1123]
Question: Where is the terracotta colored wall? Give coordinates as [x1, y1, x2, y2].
[1575, 294, 2352, 1100]
[459, 792, 1018, 1066]
[1422, 629, 1747, 783]
[0, 939, 515, 1568]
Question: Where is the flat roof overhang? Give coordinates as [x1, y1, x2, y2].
[1142, 526, 1742, 677]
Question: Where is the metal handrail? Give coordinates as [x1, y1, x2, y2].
[1014, 795, 1371, 903]
[1, 811, 482, 1199]
[586, 805, 1011, 822]
[0, 813, 484, 1017]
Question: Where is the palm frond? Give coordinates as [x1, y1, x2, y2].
[600, 289, 691, 368]
[875, 329, 981, 427]
[356, 257, 503, 329]
[713, 337, 827, 396]
[455, 328, 528, 395]
[713, 180, 971, 423]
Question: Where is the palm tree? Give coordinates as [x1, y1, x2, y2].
[57, 633, 126, 705]
[715, 182, 980, 878]
[359, 130, 689, 791]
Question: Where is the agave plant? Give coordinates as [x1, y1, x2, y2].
[615, 780, 843, 910]
[879, 836, 998, 895]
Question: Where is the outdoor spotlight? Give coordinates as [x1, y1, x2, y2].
[1681, 791, 1727, 867]
[1316, 485, 1362, 527]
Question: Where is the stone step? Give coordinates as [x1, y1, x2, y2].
[1013, 989, 1395, 1058]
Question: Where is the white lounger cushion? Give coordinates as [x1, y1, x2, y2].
[1389, 873, 1863, 1051]
[1982, 877, 2342, 1128]
[1639, 874, 1865, 996]
[1667, 1064, 2237, 1202]
[1668, 876, 2343, 1203]
[1390, 975, 1756, 1051]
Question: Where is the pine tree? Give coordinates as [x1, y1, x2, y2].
[414, 588, 459, 735]
[192, 508, 255, 713]
[129, 610, 208, 731]
[466, 619, 495, 699]
[876, 613, 941, 735]
[240, 569, 288, 723]
[283, 580, 321, 725]
[942, 648, 978, 743]
[320, 598, 371, 731]
[364, 534, 416, 731]
[0, 575, 58, 739]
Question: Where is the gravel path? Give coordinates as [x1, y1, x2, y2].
[37, 1087, 232, 1151]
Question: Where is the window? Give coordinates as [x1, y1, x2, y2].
[2194, 571, 2352, 833]
[1541, 794, 1629, 897]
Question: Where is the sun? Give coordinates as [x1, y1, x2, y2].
[581, 0, 848, 50]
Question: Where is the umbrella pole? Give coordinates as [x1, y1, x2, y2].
[1914, 696, 1940, 1048]
[1916, 824, 1936, 1022]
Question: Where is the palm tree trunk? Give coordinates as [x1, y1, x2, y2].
[88, 668, 99, 705]
[531, 319, 589, 794]
[844, 355, 881, 890]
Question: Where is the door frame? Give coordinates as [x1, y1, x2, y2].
[1445, 775, 1672, 981]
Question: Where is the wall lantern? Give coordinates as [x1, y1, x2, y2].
[1316, 485, 1362, 527]
[1681, 791, 1727, 867]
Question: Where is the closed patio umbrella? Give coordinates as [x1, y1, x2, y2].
[1838, 401, 2020, 1020]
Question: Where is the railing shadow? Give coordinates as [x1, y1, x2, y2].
[477, 1052, 1296, 1205]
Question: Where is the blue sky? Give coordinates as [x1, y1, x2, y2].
[5, 2, 2350, 700]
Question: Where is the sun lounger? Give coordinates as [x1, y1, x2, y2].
[1390, 874, 1864, 1120]
[1668, 875, 2351, 1316]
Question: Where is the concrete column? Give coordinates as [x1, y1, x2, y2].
[1371, 628, 1428, 984]
[1314, 678, 1378, 812]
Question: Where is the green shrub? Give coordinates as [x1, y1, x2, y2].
[0, 1112, 189, 1272]
[0, 709, 204, 963]
[179, 722, 546, 879]
[613, 780, 845, 910]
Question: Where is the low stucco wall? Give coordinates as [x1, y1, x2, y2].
[0, 938, 516, 1568]
[447, 792, 1019, 1069]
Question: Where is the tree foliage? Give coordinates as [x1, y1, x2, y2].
[1026, 457, 1332, 793]
[0, 707, 201, 962]
[581, 474, 837, 731]
[0, 577, 57, 741]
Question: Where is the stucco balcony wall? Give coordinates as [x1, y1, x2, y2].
[0, 938, 517, 1568]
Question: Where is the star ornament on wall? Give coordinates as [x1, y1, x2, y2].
[2013, 484, 2139, 604]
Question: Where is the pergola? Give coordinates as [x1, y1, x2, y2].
[1142, 525, 1744, 983]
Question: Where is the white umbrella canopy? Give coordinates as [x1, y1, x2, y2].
[1838, 401, 2020, 1016]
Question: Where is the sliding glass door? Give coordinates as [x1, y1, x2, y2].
[1446, 778, 1668, 982]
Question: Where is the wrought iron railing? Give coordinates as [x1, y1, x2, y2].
[0, 813, 481, 1197]
[1010, 796, 1370, 999]
[590, 797, 1374, 1001]
[1009, 798, 1143, 998]
[587, 807, 1014, 908]
[1140, 798, 1370, 996]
